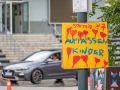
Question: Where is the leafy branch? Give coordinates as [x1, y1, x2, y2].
[87, 0, 120, 66]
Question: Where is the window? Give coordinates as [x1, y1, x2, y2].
[49, 0, 77, 24]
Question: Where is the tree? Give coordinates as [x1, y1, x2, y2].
[106, 0, 118, 5]
[98, 0, 120, 66]
[89, 0, 120, 66]
[99, 0, 120, 35]
[72, 0, 120, 66]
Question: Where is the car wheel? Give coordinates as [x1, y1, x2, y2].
[31, 69, 43, 84]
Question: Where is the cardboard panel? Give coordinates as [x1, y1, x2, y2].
[62, 22, 108, 69]
[106, 67, 120, 90]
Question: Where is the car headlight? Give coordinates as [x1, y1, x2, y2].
[16, 67, 29, 71]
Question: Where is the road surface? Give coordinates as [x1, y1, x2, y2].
[0, 70, 90, 90]
[0, 78, 77, 87]
[0, 86, 91, 90]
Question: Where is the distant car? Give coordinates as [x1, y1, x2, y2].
[2, 50, 78, 84]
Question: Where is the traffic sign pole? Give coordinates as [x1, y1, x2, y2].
[77, 12, 88, 90]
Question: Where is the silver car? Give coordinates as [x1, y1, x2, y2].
[2, 50, 77, 84]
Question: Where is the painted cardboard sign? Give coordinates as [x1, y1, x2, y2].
[90, 69, 106, 90]
[62, 22, 108, 69]
[106, 67, 120, 90]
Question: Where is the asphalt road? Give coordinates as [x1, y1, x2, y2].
[0, 70, 77, 87]
[0, 70, 90, 90]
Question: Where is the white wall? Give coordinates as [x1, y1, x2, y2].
[25, 0, 48, 21]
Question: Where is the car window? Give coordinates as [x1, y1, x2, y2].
[23, 51, 51, 62]
[48, 53, 61, 62]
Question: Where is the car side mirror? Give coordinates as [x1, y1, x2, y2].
[46, 58, 53, 63]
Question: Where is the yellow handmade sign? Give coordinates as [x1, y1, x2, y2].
[62, 22, 108, 69]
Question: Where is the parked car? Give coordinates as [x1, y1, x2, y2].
[2, 49, 78, 84]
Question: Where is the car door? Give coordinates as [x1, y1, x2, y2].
[59, 52, 77, 78]
[43, 52, 63, 79]
[43, 52, 77, 79]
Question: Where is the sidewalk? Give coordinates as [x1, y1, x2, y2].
[0, 86, 90, 90]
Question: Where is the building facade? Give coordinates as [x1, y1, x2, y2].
[0, 0, 105, 34]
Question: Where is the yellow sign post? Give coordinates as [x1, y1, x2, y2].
[62, 22, 108, 69]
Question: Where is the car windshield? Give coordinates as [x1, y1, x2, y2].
[23, 51, 51, 62]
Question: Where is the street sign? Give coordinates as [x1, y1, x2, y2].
[62, 22, 108, 69]
[73, 0, 87, 13]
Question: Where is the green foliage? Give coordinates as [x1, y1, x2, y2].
[108, 42, 117, 66]
[98, 0, 120, 35]
[70, 16, 77, 22]
[71, 0, 120, 66]
[99, 0, 120, 66]
[89, 0, 120, 66]
[88, 0, 100, 17]
[106, 0, 118, 5]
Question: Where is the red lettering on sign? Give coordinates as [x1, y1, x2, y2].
[101, 24, 106, 31]
[72, 56, 81, 68]
[83, 30, 88, 40]
[100, 32, 107, 41]
[103, 60, 108, 68]
[67, 47, 72, 60]
[81, 55, 88, 67]
[92, 29, 98, 38]
[66, 27, 72, 39]
[94, 57, 100, 67]
[70, 30, 77, 39]
[78, 31, 84, 39]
